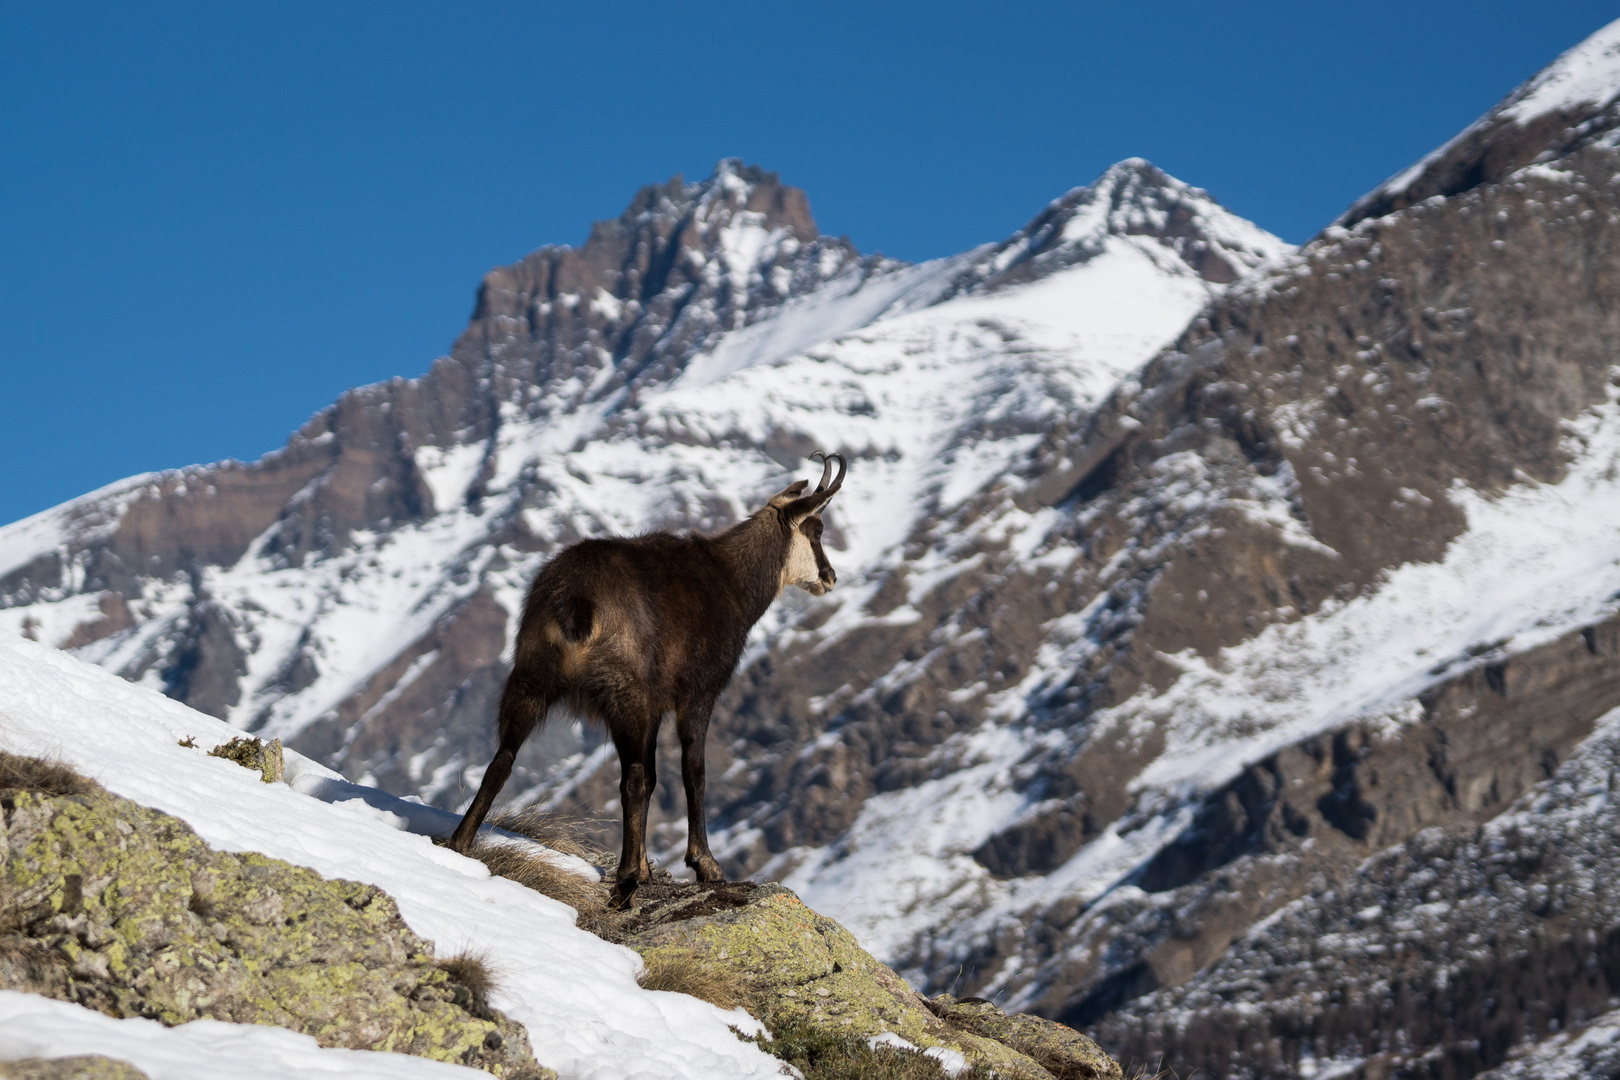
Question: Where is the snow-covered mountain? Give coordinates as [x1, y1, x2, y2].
[0, 155, 1285, 809]
[8, 16, 1620, 1078]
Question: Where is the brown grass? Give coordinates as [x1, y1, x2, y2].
[1001, 1033, 1148, 1080]
[437, 949, 498, 1019]
[746, 1009, 995, 1080]
[0, 883, 63, 988]
[485, 803, 606, 861]
[457, 837, 613, 933]
[636, 948, 753, 1011]
[0, 750, 92, 798]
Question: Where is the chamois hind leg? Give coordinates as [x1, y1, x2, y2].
[448, 673, 550, 854]
[677, 699, 723, 883]
[609, 713, 660, 910]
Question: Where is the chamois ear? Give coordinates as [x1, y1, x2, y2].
[766, 479, 811, 508]
[783, 452, 846, 525]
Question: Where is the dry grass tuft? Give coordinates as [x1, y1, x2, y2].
[0, 883, 64, 988]
[747, 1009, 994, 1080]
[636, 949, 752, 1011]
[455, 837, 612, 931]
[437, 948, 499, 1019]
[0, 750, 92, 798]
[0, 933, 61, 984]
[486, 803, 605, 861]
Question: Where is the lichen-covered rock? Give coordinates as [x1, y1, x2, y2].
[617, 880, 1115, 1079]
[0, 1057, 149, 1080]
[204, 736, 283, 784]
[927, 995, 1121, 1080]
[0, 782, 550, 1079]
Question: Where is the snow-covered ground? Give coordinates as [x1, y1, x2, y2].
[0, 992, 495, 1080]
[0, 630, 781, 1080]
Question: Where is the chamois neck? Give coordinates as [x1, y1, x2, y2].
[712, 511, 788, 622]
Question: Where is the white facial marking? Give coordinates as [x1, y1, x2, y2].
[783, 530, 820, 591]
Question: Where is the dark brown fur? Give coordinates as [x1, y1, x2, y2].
[449, 455, 846, 906]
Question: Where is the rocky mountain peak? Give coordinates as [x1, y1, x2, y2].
[945, 157, 1290, 295]
[450, 160, 875, 410]
[1341, 16, 1620, 227]
[611, 158, 822, 247]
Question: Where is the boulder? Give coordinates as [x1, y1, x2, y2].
[614, 878, 1120, 1079]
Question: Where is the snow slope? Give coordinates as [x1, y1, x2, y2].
[0, 630, 780, 1080]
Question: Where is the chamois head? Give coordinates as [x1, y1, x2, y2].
[767, 451, 846, 595]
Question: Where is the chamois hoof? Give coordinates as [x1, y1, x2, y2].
[688, 855, 724, 883]
[610, 879, 639, 910]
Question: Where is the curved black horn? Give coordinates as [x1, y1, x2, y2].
[819, 452, 846, 496]
[811, 451, 835, 493]
[784, 452, 847, 522]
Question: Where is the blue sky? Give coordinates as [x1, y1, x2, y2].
[1, 1, 1613, 527]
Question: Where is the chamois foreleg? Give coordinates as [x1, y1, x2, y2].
[609, 715, 660, 909]
[448, 670, 551, 854]
[677, 699, 723, 883]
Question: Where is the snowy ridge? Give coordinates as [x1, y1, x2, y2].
[0, 471, 162, 580]
[0, 992, 496, 1080]
[0, 630, 780, 1080]
[947, 160, 1287, 295]
[1500, 16, 1620, 124]
[1349, 16, 1620, 220]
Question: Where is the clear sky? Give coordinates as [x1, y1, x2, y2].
[1, 2, 1614, 527]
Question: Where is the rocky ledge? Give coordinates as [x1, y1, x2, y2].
[0, 751, 549, 1079]
[610, 877, 1122, 1079]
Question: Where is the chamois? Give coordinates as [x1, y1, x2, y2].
[448, 452, 847, 906]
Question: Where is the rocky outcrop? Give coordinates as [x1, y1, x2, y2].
[607, 877, 1120, 1080]
[0, 754, 548, 1079]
